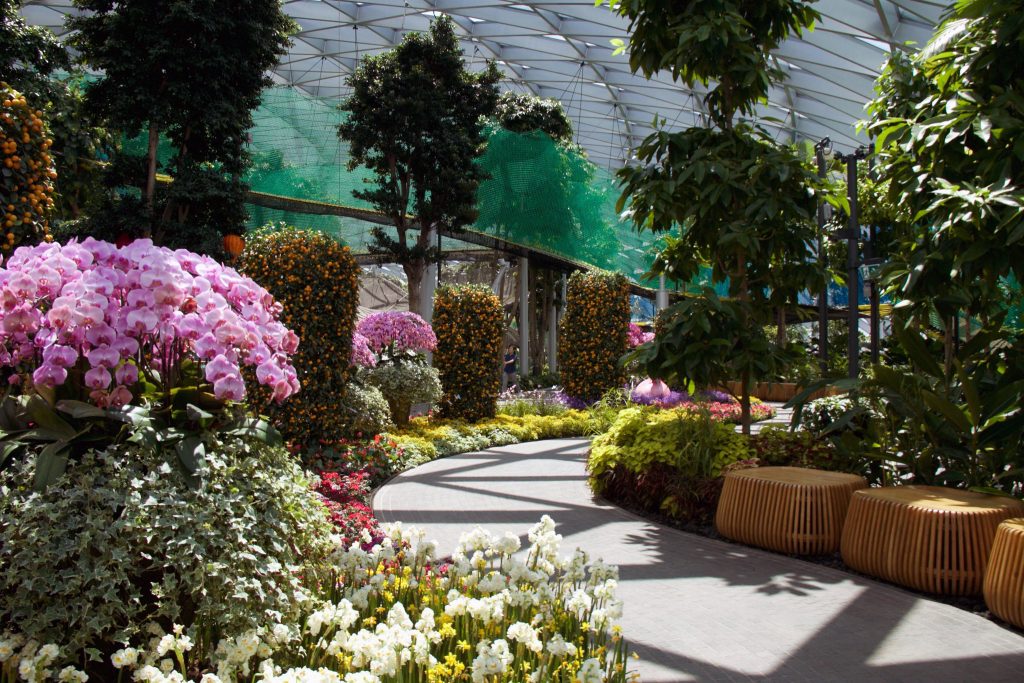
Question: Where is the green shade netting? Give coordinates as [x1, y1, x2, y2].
[226, 86, 661, 283]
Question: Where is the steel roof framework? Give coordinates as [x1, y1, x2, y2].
[20, 0, 946, 170]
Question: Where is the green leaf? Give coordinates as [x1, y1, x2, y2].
[921, 392, 971, 434]
[26, 397, 77, 440]
[56, 400, 109, 420]
[175, 436, 206, 475]
[33, 446, 69, 492]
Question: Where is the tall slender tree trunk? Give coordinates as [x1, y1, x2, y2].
[144, 122, 160, 235]
[405, 260, 424, 317]
[737, 253, 752, 435]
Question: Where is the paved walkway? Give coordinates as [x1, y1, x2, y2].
[373, 438, 1024, 682]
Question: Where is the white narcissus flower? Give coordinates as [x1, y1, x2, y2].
[506, 622, 542, 653]
[576, 657, 604, 683]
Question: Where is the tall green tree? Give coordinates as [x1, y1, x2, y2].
[833, 0, 1024, 491]
[68, 0, 295, 251]
[338, 16, 500, 319]
[1, 0, 110, 223]
[606, 0, 827, 433]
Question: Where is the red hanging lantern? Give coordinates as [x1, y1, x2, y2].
[115, 232, 133, 248]
[223, 233, 245, 259]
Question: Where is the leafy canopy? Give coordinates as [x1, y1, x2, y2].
[68, 0, 295, 250]
[339, 16, 500, 264]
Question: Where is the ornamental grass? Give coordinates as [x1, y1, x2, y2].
[559, 272, 630, 404]
[433, 285, 504, 422]
[240, 225, 360, 444]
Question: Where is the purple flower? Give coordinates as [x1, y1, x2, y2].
[0, 238, 299, 407]
[350, 332, 377, 368]
[204, 354, 236, 384]
[115, 363, 139, 386]
[32, 364, 67, 388]
[356, 311, 437, 355]
[42, 344, 77, 368]
[213, 374, 245, 401]
[86, 346, 121, 369]
[84, 366, 112, 390]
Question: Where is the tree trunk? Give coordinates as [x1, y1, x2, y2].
[737, 253, 752, 436]
[144, 121, 160, 233]
[405, 260, 424, 317]
[776, 307, 787, 347]
[740, 369, 752, 437]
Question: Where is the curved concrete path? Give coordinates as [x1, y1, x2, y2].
[373, 438, 1024, 682]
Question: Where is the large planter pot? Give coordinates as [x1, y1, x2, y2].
[724, 381, 843, 403]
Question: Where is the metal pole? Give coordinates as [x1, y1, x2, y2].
[867, 155, 880, 365]
[657, 273, 669, 311]
[846, 155, 860, 380]
[518, 256, 530, 377]
[815, 142, 829, 373]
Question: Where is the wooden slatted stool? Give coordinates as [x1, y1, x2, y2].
[841, 486, 1024, 596]
[984, 518, 1024, 627]
[715, 466, 867, 555]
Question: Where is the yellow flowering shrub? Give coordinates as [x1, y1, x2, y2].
[0, 84, 55, 252]
[433, 285, 504, 421]
[240, 225, 360, 443]
[559, 271, 631, 403]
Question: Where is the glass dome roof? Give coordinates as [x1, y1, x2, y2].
[21, 0, 945, 169]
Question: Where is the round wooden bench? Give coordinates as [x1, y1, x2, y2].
[841, 486, 1024, 596]
[984, 518, 1024, 627]
[715, 466, 868, 555]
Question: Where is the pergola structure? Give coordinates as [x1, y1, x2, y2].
[21, 0, 945, 170]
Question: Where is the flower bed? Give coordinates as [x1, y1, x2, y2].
[1, 518, 636, 682]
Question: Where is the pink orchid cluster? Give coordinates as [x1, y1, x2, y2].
[628, 322, 654, 348]
[355, 311, 437, 357]
[0, 238, 300, 408]
[350, 332, 377, 368]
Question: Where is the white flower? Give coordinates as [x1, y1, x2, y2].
[156, 634, 176, 657]
[470, 639, 513, 683]
[576, 657, 603, 683]
[112, 647, 140, 669]
[0, 640, 15, 663]
[495, 532, 521, 555]
[506, 622, 542, 653]
[200, 674, 224, 683]
[546, 634, 577, 658]
[415, 607, 435, 632]
[37, 644, 60, 665]
[594, 578, 618, 600]
[566, 588, 593, 617]
[343, 672, 381, 683]
[159, 659, 175, 675]
[58, 666, 89, 683]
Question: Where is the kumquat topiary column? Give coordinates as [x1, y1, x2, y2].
[240, 224, 360, 444]
[559, 271, 631, 404]
[433, 284, 505, 421]
[0, 84, 55, 253]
